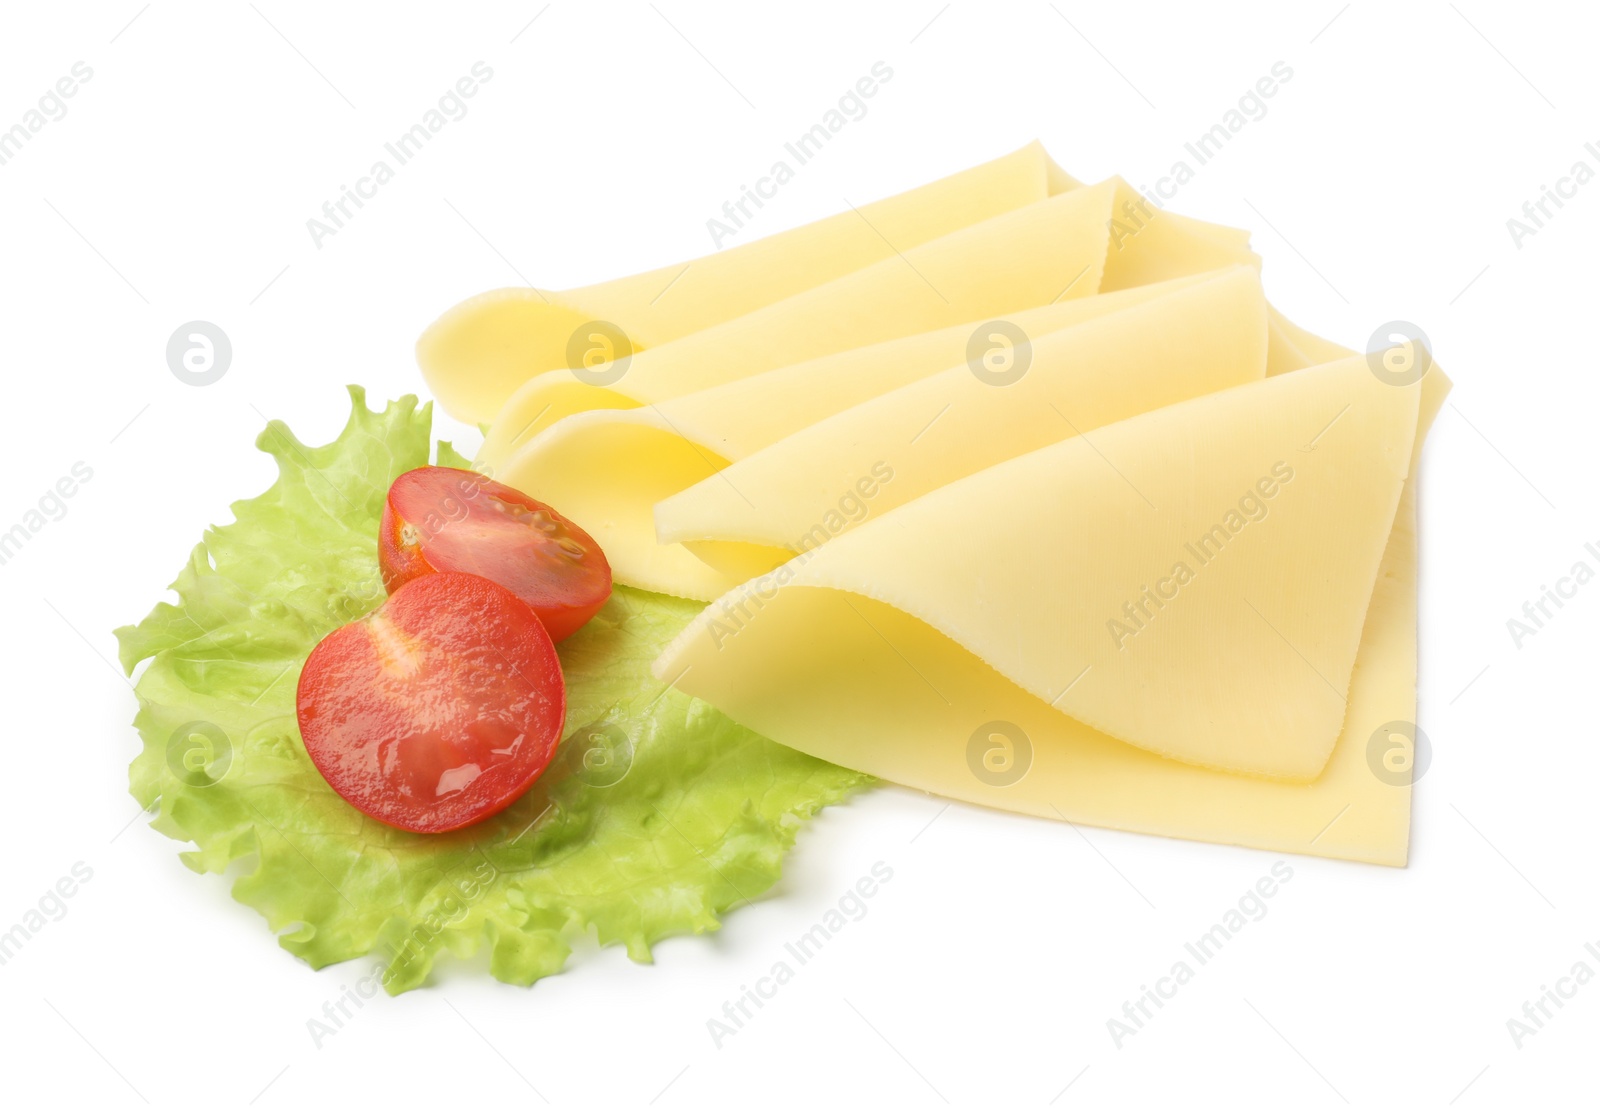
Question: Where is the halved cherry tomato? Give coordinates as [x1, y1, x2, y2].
[296, 572, 566, 833]
[379, 466, 611, 642]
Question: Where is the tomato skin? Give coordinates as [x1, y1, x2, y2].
[379, 466, 611, 642]
[296, 572, 566, 834]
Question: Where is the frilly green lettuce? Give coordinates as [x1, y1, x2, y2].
[117, 387, 869, 994]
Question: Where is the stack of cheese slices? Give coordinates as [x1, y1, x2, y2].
[418, 142, 1447, 866]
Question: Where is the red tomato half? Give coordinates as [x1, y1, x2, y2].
[296, 572, 566, 834]
[379, 466, 611, 642]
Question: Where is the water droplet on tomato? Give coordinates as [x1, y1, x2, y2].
[436, 763, 483, 796]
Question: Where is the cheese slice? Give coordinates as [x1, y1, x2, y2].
[479, 178, 1260, 462]
[1267, 304, 1354, 374]
[651, 360, 1448, 863]
[418, 142, 1077, 423]
[654, 483, 1421, 865]
[656, 266, 1269, 559]
[647, 271, 1229, 458]
[483, 274, 1261, 601]
[655, 353, 1436, 781]
[498, 267, 1272, 600]
[481, 269, 1230, 473]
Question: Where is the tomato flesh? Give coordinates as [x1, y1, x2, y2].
[380, 466, 611, 642]
[296, 572, 566, 833]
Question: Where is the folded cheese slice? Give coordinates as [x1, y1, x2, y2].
[654, 353, 1443, 786]
[657, 266, 1269, 558]
[498, 266, 1272, 600]
[644, 270, 1233, 461]
[478, 178, 1259, 467]
[651, 357, 1447, 862]
[1267, 304, 1354, 374]
[419, 142, 1079, 423]
[653, 480, 1425, 865]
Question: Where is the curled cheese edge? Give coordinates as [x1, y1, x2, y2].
[653, 267, 1272, 560]
[419, 141, 1077, 425]
[649, 352, 1450, 864]
[434, 142, 1446, 864]
[477, 176, 1260, 469]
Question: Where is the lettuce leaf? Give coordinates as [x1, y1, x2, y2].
[117, 387, 870, 993]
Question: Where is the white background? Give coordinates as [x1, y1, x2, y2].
[0, 1, 1593, 1106]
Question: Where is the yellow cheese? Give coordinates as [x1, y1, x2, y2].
[652, 485, 1419, 865]
[1101, 204, 1253, 290]
[655, 353, 1435, 781]
[418, 142, 1075, 424]
[650, 360, 1448, 863]
[498, 267, 1272, 600]
[495, 414, 749, 601]
[481, 269, 1228, 473]
[648, 271, 1229, 461]
[1266, 304, 1354, 375]
[479, 178, 1260, 463]
[656, 266, 1269, 558]
[413, 138, 1448, 865]
[484, 276, 1255, 600]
